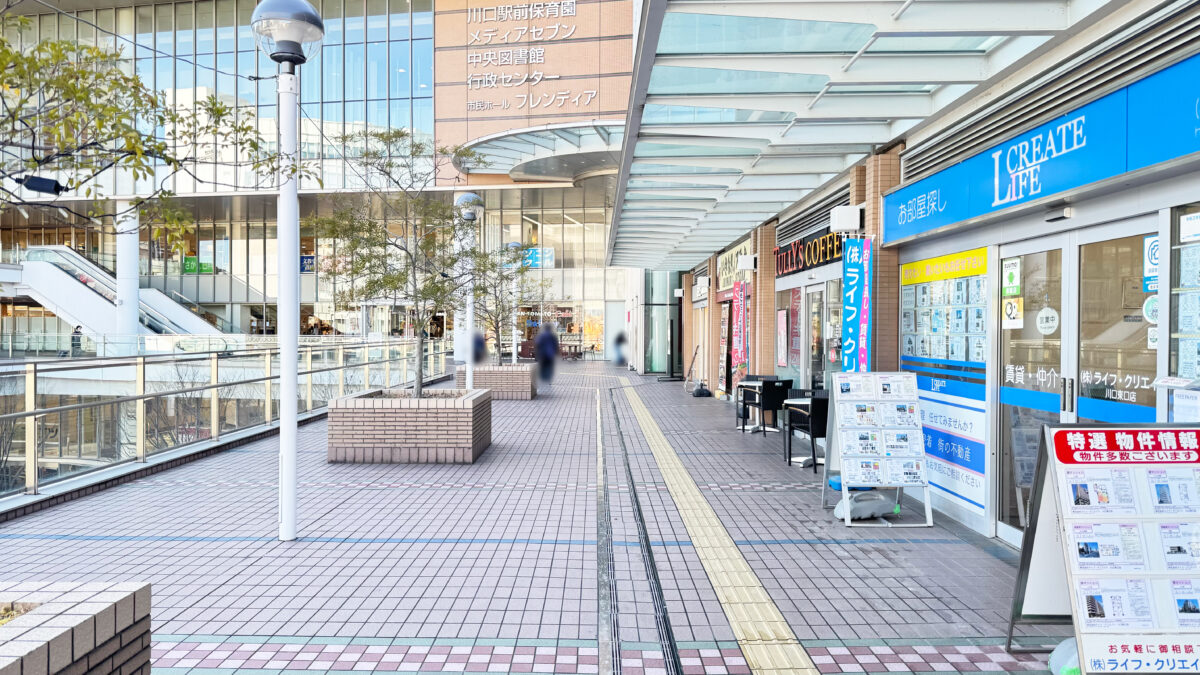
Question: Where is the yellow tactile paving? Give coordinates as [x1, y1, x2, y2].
[620, 384, 818, 675]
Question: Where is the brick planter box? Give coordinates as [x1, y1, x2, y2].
[454, 364, 537, 400]
[327, 389, 492, 463]
[0, 581, 151, 675]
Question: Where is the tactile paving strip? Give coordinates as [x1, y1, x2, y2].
[621, 380, 817, 675]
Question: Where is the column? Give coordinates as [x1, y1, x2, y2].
[115, 202, 140, 353]
[752, 222, 778, 376]
[707, 256, 720, 391]
[864, 147, 904, 372]
[680, 273, 694, 378]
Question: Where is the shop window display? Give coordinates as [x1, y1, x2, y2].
[899, 249, 990, 519]
[1171, 203, 1200, 421]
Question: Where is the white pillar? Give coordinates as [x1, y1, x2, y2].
[453, 308, 470, 366]
[511, 274, 519, 365]
[277, 66, 300, 542]
[508, 243, 520, 364]
[115, 202, 140, 354]
[464, 292, 474, 389]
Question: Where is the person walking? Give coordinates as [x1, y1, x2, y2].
[70, 325, 83, 357]
[534, 324, 559, 383]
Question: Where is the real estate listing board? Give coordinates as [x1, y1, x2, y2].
[826, 371, 933, 527]
[1012, 424, 1200, 671]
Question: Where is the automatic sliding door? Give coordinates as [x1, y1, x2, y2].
[997, 247, 1066, 539]
[1076, 234, 1158, 423]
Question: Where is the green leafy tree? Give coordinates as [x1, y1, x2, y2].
[310, 128, 479, 397]
[0, 9, 310, 252]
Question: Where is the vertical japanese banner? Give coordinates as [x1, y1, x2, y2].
[841, 237, 874, 372]
[731, 280, 748, 389]
[717, 302, 730, 396]
[789, 288, 805, 364]
[731, 280, 744, 363]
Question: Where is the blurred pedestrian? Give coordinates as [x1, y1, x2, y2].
[70, 325, 83, 357]
[534, 324, 559, 382]
[473, 331, 486, 364]
[614, 331, 627, 366]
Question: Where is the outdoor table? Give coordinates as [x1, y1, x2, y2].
[735, 380, 770, 432]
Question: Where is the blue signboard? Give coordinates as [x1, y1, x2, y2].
[883, 51, 1200, 243]
[300, 255, 316, 274]
[841, 237, 873, 372]
[523, 247, 556, 269]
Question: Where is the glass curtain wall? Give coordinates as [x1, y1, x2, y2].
[479, 176, 621, 353]
[4, 3, 624, 347]
[19, 1, 432, 195]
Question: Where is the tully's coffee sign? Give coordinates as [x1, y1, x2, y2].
[774, 229, 843, 277]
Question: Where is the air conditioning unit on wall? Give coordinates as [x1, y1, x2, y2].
[830, 204, 863, 234]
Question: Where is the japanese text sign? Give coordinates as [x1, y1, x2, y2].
[842, 237, 873, 372]
[1042, 425, 1200, 674]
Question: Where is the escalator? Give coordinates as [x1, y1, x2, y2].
[16, 246, 221, 335]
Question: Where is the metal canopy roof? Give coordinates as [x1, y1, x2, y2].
[456, 122, 625, 183]
[607, 0, 1125, 269]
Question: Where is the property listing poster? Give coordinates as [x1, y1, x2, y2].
[831, 372, 928, 489]
[899, 248, 989, 515]
[1048, 427, 1200, 673]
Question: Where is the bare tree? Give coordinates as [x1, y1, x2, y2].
[310, 129, 478, 397]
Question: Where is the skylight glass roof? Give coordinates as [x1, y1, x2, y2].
[647, 66, 826, 95]
[626, 179, 727, 189]
[641, 105, 794, 125]
[868, 36, 1009, 53]
[657, 14, 874, 54]
[629, 163, 741, 175]
[633, 142, 761, 158]
[610, 0, 1123, 269]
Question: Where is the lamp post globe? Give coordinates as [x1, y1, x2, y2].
[253, 0, 322, 543]
[251, 0, 324, 66]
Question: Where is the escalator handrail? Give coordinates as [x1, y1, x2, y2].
[24, 246, 188, 334]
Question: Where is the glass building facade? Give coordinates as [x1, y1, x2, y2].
[0, 1, 629, 346]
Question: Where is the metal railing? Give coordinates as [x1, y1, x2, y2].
[167, 290, 237, 333]
[0, 332, 395, 359]
[0, 338, 451, 501]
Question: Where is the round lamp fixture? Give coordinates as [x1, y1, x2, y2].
[251, 0, 324, 65]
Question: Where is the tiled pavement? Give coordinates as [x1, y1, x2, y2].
[0, 362, 1064, 673]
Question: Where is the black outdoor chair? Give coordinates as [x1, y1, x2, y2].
[743, 379, 792, 434]
[785, 388, 829, 471]
[734, 375, 762, 430]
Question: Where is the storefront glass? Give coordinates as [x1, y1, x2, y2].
[1170, 203, 1200, 421]
[900, 248, 989, 521]
[774, 279, 842, 390]
[642, 271, 680, 374]
[1077, 234, 1158, 422]
[998, 249, 1061, 534]
[774, 289, 804, 385]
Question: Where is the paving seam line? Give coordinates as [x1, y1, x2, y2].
[620, 380, 818, 675]
[608, 380, 685, 675]
[596, 387, 620, 675]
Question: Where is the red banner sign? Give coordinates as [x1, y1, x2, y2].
[1053, 428, 1200, 465]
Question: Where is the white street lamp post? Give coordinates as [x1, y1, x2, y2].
[251, 0, 324, 542]
[454, 193, 482, 389]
